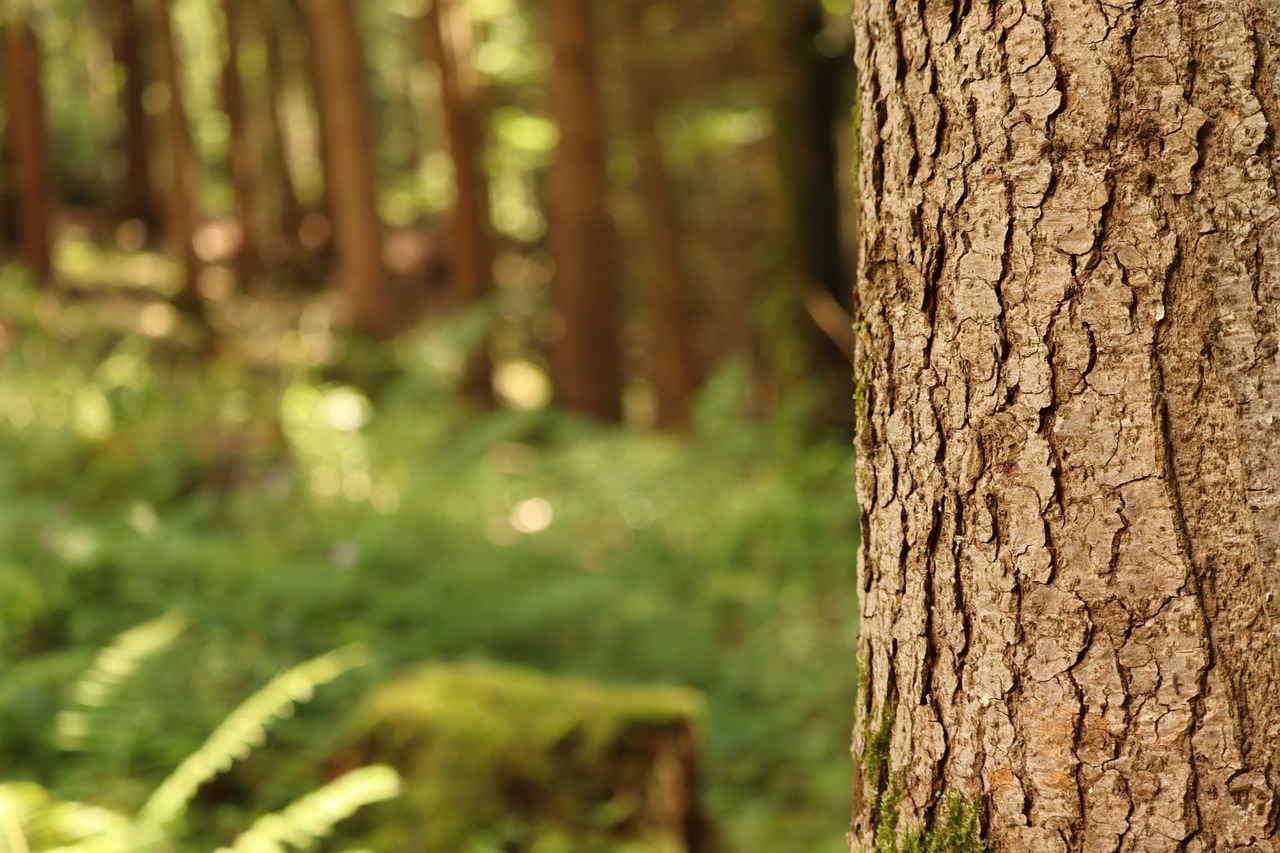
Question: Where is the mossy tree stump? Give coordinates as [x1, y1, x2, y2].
[339, 662, 714, 853]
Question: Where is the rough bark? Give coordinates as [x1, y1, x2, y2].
[303, 0, 395, 337]
[545, 0, 623, 423]
[4, 18, 55, 280]
[425, 0, 494, 403]
[621, 0, 698, 431]
[221, 0, 263, 291]
[113, 0, 158, 230]
[154, 0, 206, 319]
[851, 1, 1280, 851]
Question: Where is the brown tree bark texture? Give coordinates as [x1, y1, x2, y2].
[4, 20, 55, 280]
[851, 2, 1280, 851]
[304, 0, 394, 338]
[622, 0, 698, 431]
[545, 0, 623, 422]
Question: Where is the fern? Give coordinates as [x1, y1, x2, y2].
[2, 627, 394, 853]
[0, 786, 33, 853]
[138, 644, 370, 830]
[53, 612, 187, 753]
[0, 783, 133, 853]
[213, 766, 400, 853]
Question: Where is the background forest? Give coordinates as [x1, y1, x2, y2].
[0, 0, 860, 851]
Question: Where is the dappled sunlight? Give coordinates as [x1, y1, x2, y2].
[55, 237, 180, 296]
[0, 0, 862, 847]
[493, 358, 552, 410]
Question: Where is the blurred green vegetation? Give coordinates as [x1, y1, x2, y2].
[0, 266, 858, 852]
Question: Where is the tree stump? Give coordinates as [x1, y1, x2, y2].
[339, 662, 715, 852]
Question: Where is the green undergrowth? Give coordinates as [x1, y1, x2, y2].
[0, 269, 859, 852]
[0, 620, 398, 853]
[857, 707, 987, 853]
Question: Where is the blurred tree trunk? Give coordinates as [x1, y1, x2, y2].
[3, 18, 55, 280]
[545, 0, 622, 422]
[425, 0, 494, 403]
[0, 123, 10, 255]
[303, 0, 395, 338]
[621, 0, 696, 430]
[399, 26, 423, 174]
[667, 0, 772, 414]
[114, 0, 158, 230]
[757, 0, 854, 424]
[220, 0, 262, 291]
[761, 0, 850, 311]
[851, 2, 1280, 851]
[259, 0, 304, 266]
[154, 0, 207, 320]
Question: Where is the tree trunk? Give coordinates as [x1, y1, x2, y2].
[153, 0, 206, 319]
[0, 122, 10, 253]
[763, 0, 850, 310]
[303, 0, 395, 338]
[851, 2, 1280, 851]
[3, 18, 55, 280]
[425, 0, 494, 403]
[260, 0, 304, 266]
[545, 0, 622, 422]
[114, 0, 158, 230]
[758, 0, 856, 421]
[667, 0, 770, 411]
[621, 0, 698, 431]
[221, 0, 262, 292]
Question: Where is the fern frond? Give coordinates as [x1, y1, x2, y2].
[214, 766, 400, 853]
[0, 785, 33, 853]
[54, 612, 188, 752]
[137, 645, 369, 829]
[0, 784, 133, 853]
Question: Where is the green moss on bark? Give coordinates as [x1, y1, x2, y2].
[856, 705, 987, 853]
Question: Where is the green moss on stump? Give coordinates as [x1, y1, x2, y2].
[341, 662, 711, 853]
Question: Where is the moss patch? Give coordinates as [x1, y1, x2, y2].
[856, 705, 988, 853]
[340, 662, 710, 852]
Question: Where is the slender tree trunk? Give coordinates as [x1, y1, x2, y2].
[221, 0, 262, 291]
[851, 2, 1280, 851]
[399, 25, 423, 175]
[425, 0, 494, 403]
[3, 18, 55, 280]
[763, 0, 850, 309]
[302, 0, 395, 338]
[668, 0, 769, 409]
[621, 0, 697, 430]
[0, 122, 10, 254]
[758, 0, 855, 419]
[154, 0, 206, 319]
[260, 0, 303, 261]
[545, 0, 622, 422]
[114, 0, 157, 229]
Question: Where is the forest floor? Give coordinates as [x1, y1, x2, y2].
[0, 246, 859, 853]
